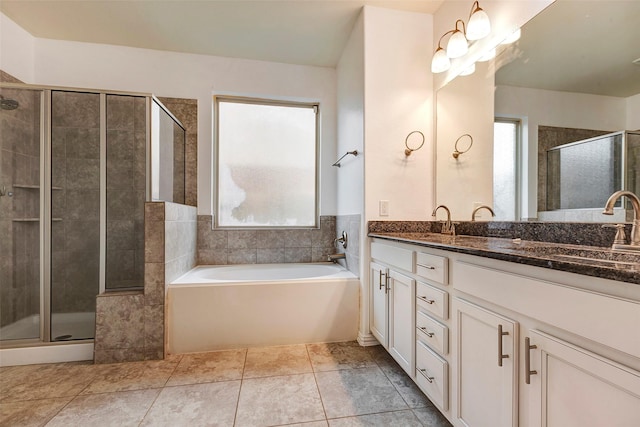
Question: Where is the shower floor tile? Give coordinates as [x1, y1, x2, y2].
[0, 342, 452, 426]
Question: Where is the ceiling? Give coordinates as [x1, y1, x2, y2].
[495, 0, 640, 98]
[0, 0, 444, 68]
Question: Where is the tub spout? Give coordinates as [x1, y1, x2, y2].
[327, 253, 346, 263]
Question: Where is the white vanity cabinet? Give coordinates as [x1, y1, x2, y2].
[369, 242, 416, 376]
[455, 298, 518, 427]
[525, 330, 640, 427]
[369, 236, 640, 427]
[369, 261, 388, 348]
[453, 258, 640, 427]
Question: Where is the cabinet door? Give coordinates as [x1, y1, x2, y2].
[526, 330, 640, 427]
[456, 298, 518, 427]
[370, 262, 389, 348]
[389, 270, 415, 375]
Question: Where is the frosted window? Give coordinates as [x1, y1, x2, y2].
[216, 99, 318, 227]
[493, 120, 518, 220]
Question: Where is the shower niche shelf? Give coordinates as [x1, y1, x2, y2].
[12, 218, 63, 222]
[13, 184, 63, 190]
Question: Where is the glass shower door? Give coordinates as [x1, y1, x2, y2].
[50, 90, 100, 341]
[0, 87, 43, 342]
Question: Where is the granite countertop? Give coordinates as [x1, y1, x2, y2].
[369, 232, 640, 285]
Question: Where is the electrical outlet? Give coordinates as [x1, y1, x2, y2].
[379, 200, 390, 216]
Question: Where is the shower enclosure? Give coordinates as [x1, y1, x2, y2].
[0, 83, 185, 352]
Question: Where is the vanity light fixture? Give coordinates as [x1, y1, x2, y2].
[447, 20, 469, 58]
[477, 48, 496, 62]
[466, 1, 491, 40]
[459, 63, 476, 76]
[431, 0, 492, 74]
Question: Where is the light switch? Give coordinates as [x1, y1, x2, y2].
[379, 200, 390, 216]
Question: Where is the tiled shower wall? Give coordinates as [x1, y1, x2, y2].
[0, 86, 41, 328]
[197, 216, 337, 265]
[94, 202, 196, 363]
[537, 125, 611, 212]
[51, 91, 101, 314]
[336, 214, 361, 276]
[105, 94, 147, 290]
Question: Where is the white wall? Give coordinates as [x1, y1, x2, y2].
[1, 13, 337, 217]
[336, 12, 365, 217]
[0, 13, 35, 82]
[363, 6, 434, 222]
[496, 85, 627, 218]
[627, 93, 640, 130]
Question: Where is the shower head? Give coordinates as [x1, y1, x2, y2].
[0, 95, 19, 110]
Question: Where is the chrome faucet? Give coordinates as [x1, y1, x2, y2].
[432, 205, 455, 235]
[471, 205, 495, 221]
[327, 253, 346, 263]
[603, 190, 640, 248]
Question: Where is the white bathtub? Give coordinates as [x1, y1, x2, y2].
[167, 263, 360, 353]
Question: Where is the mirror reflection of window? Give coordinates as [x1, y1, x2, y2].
[493, 119, 520, 221]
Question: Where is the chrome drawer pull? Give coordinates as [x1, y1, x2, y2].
[379, 271, 386, 291]
[420, 265, 436, 270]
[418, 296, 435, 304]
[419, 327, 434, 337]
[525, 337, 538, 384]
[419, 368, 434, 383]
[498, 324, 509, 367]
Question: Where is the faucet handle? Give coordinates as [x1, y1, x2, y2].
[602, 223, 627, 245]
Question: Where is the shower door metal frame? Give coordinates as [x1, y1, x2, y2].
[0, 82, 153, 348]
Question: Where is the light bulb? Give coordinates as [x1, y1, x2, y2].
[477, 48, 496, 62]
[466, 8, 491, 40]
[447, 30, 468, 59]
[431, 47, 451, 73]
[459, 63, 476, 76]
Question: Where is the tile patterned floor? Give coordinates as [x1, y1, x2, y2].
[0, 342, 452, 427]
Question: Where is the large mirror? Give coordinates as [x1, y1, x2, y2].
[436, 0, 640, 222]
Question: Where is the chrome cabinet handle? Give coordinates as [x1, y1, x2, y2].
[379, 271, 386, 291]
[419, 368, 434, 383]
[419, 327, 434, 337]
[418, 296, 435, 304]
[498, 324, 509, 367]
[421, 265, 436, 270]
[525, 337, 538, 384]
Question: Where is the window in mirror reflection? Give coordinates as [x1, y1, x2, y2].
[494, 119, 520, 221]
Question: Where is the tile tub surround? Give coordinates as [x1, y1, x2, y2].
[0, 342, 451, 427]
[336, 214, 361, 276]
[368, 220, 631, 248]
[94, 202, 197, 363]
[197, 215, 337, 265]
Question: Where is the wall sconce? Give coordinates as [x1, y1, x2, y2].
[431, 0, 492, 74]
[453, 134, 473, 159]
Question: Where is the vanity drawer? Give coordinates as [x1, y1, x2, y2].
[416, 310, 448, 355]
[416, 281, 449, 320]
[416, 252, 448, 285]
[416, 339, 449, 411]
[371, 242, 414, 272]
